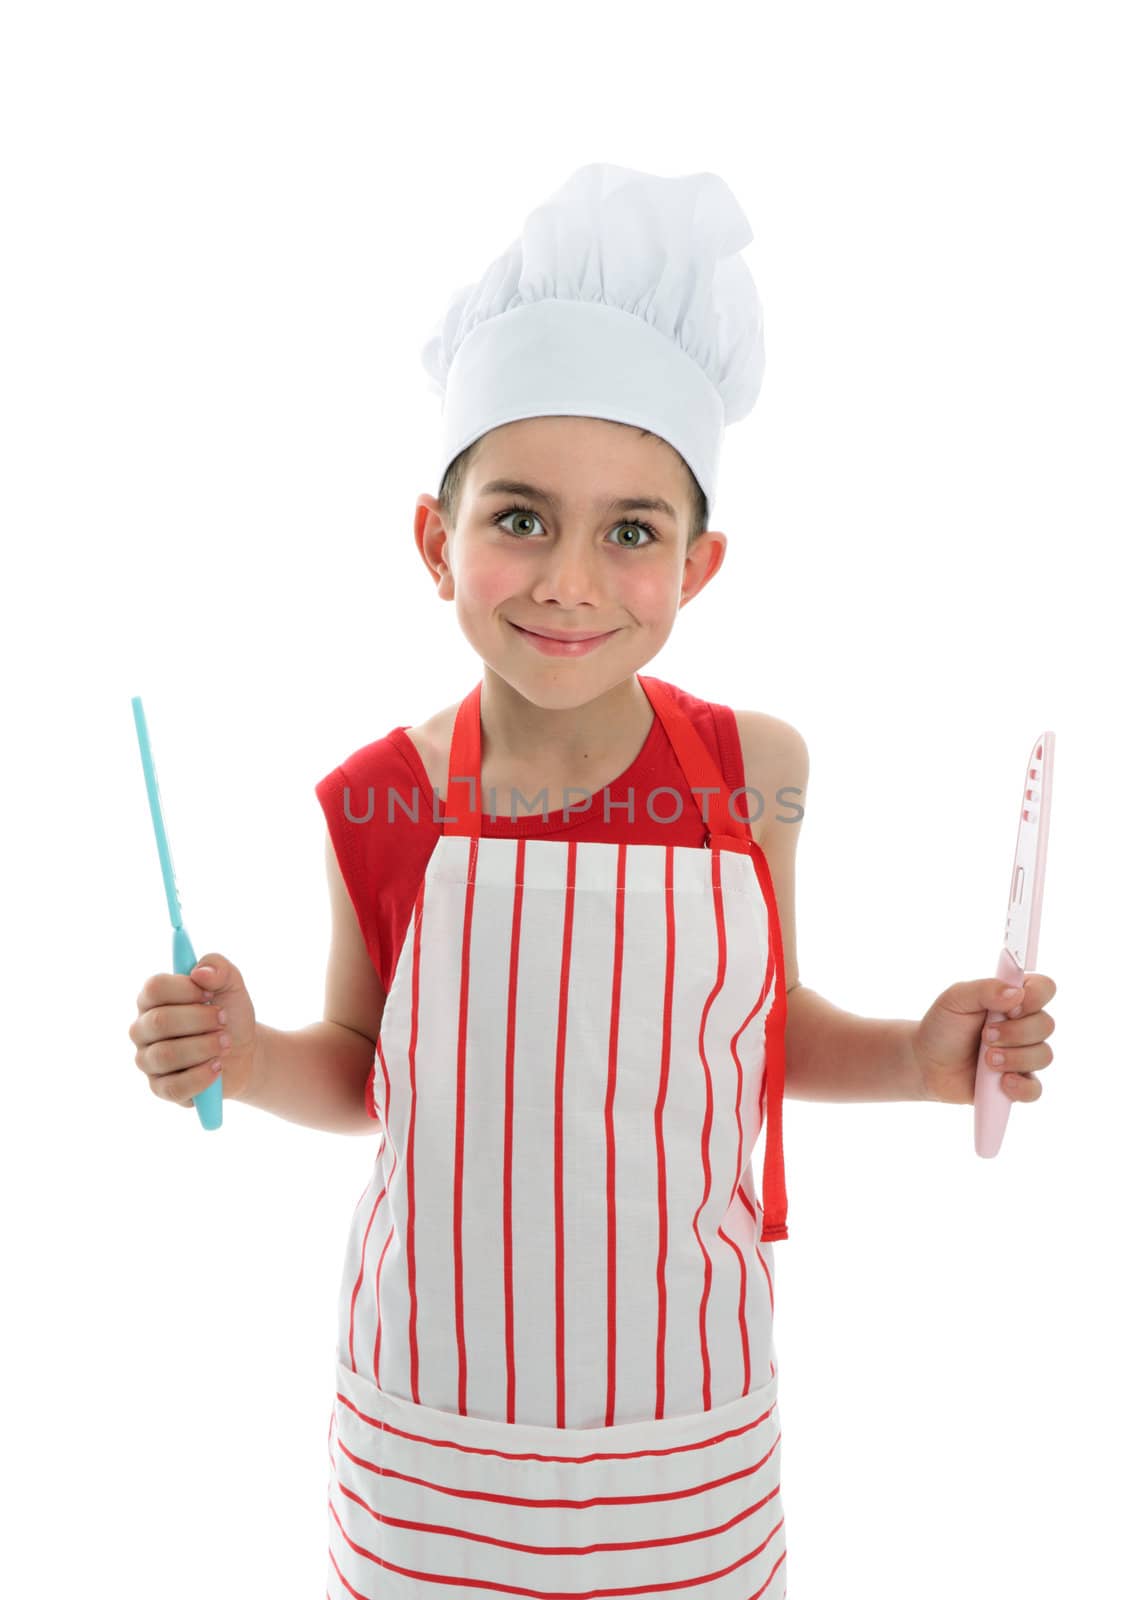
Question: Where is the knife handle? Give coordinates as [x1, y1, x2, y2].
[173, 924, 223, 1132]
[973, 945, 1024, 1158]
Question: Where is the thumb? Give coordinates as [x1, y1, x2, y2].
[939, 976, 1025, 1018]
[190, 952, 246, 997]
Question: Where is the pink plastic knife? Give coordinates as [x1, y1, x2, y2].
[974, 731, 1055, 1157]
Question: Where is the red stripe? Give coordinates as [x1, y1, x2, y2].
[753, 939, 775, 1156]
[653, 844, 676, 1419]
[604, 843, 626, 1426]
[330, 1465, 782, 1541]
[345, 1129, 384, 1360]
[346, 1165, 390, 1374]
[372, 1219, 394, 1383]
[328, 1494, 787, 1598]
[407, 873, 427, 1401]
[747, 844, 789, 1242]
[333, 1428, 780, 1507]
[374, 1033, 392, 1126]
[368, 1053, 396, 1383]
[721, 950, 778, 1394]
[553, 841, 577, 1429]
[755, 939, 776, 1254]
[454, 835, 480, 1413]
[693, 844, 729, 1410]
[503, 839, 526, 1422]
[733, 1183, 775, 1319]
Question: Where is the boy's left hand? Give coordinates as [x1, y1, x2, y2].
[913, 974, 1057, 1106]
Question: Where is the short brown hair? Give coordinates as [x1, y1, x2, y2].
[437, 425, 708, 550]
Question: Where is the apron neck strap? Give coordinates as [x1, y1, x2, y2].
[638, 676, 752, 849]
[442, 681, 482, 835]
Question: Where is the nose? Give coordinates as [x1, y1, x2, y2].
[527, 537, 606, 609]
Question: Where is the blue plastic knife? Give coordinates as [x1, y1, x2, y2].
[131, 696, 222, 1131]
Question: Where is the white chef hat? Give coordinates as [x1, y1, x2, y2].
[419, 162, 765, 521]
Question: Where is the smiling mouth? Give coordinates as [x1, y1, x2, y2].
[509, 623, 615, 642]
[506, 621, 621, 658]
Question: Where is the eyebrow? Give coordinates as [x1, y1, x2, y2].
[477, 478, 678, 525]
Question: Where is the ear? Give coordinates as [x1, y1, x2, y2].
[415, 495, 455, 598]
[678, 530, 728, 607]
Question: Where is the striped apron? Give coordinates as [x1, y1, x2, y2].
[326, 673, 791, 1598]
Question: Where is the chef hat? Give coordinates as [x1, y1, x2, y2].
[419, 162, 765, 521]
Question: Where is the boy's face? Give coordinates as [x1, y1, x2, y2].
[415, 416, 727, 704]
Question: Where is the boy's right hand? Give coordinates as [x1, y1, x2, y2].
[129, 953, 258, 1108]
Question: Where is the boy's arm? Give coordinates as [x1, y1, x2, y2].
[233, 829, 385, 1133]
[782, 987, 926, 1102]
[738, 711, 925, 1104]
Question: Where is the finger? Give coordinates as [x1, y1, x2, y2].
[140, 1026, 229, 1082]
[1016, 973, 1057, 1015]
[982, 1011, 1056, 1048]
[136, 972, 216, 1014]
[134, 1000, 225, 1049]
[1002, 1069, 1042, 1101]
[987, 1042, 1053, 1074]
[153, 1058, 226, 1108]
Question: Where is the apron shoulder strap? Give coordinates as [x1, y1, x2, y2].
[443, 682, 484, 835]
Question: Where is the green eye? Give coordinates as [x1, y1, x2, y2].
[493, 504, 659, 546]
[610, 522, 655, 547]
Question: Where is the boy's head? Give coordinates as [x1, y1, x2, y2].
[414, 415, 727, 705]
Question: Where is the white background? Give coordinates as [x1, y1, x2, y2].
[3, 2, 1136, 1595]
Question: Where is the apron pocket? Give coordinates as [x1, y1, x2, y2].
[327, 1358, 788, 1599]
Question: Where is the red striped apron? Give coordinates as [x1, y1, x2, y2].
[326, 673, 791, 1598]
